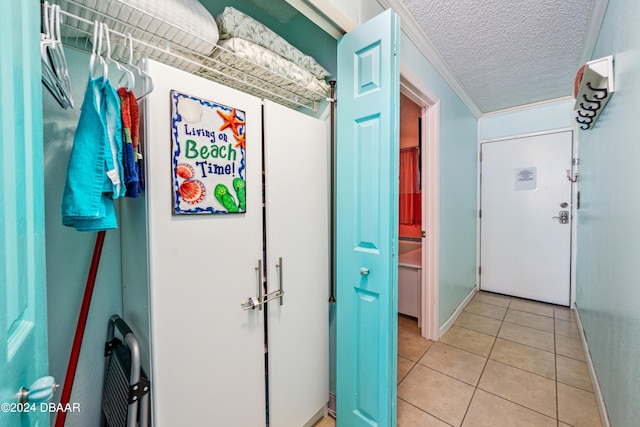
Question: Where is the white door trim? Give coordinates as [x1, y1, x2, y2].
[400, 68, 440, 340]
[479, 127, 574, 144]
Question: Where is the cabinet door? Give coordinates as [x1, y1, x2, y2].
[264, 100, 329, 427]
[142, 60, 266, 426]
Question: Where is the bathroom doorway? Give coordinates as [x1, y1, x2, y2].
[399, 74, 440, 341]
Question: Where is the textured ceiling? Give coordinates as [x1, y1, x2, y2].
[400, 0, 595, 113]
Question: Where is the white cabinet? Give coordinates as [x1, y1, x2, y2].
[121, 61, 328, 426]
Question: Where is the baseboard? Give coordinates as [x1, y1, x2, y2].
[302, 404, 329, 427]
[438, 287, 477, 339]
[574, 306, 611, 427]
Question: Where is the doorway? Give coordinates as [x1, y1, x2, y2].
[399, 73, 440, 341]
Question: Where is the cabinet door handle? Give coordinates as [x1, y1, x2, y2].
[257, 259, 263, 310]
[275, 257, 284, 306]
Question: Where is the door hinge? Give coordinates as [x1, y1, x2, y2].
[479, 151, 482, 162]
[573, 157, 579, 165]
[478, 209, 482, 218]
[478, 266, 481, 275]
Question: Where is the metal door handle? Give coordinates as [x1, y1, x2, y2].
[241, 289, 285, 311]
[241, 258, 286, 310]
[257, 260, 263, 310]
[360, 267, 369, 276]
[275, 257, 284, 306]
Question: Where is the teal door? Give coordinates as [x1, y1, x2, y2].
[1, 1, 50, 426]
[336, 9, 400, 427]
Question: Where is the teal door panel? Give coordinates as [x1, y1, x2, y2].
[1, 1, 49, 426]
[336, 9, 400, 427]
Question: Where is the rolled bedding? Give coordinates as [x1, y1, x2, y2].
[216, 6, 331, 80]
[205, 37, 329, 103]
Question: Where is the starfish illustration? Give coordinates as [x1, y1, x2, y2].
[233, 131, 246, 150]
[217, 108, 245, 136]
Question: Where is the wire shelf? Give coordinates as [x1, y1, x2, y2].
[51, 0, 328, 111]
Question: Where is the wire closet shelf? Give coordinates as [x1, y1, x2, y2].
[50, 0, 329, 111]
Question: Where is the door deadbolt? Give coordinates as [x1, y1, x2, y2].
[560, 202, 569, 208]
[552, 211, 569, 224]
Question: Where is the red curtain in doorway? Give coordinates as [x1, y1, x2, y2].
[399, 147, 421, 236]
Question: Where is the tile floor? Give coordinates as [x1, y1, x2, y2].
[314, 291, 603, 427]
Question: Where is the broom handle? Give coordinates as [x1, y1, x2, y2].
[55, 230, 106, 427]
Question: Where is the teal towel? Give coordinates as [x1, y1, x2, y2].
[61, 77, 123, 231]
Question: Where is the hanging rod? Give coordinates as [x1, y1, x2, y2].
[50, 0, 326, 111]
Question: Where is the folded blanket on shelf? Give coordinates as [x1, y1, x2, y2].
[202, 37, 329, 107]
[216, 6, 331, 80]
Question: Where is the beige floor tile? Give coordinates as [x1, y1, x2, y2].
[497, 321, 555, 352]
[398, 364, 475, 427]
[399, 314, 421, 336]
[557, 383, 602, 427]
[440, 326, 496, 357]
[477, 360, 556, 418]
[398, 356, 416, 385]
[397, 399, 451, 427]
[455, 311, 502, 336]
[464, 301, 507, 320]
[504, 309, 555, 333]
[398, 328, 433, 362]
[558, 423, 573, 427]
[554, 307, 576, 322]
[461, 389, 556, 427]
[509, 299, 555, 318]
[555, 318, 581, 340]
[556, 335, 586, 361]
[489, 338, 555, 379]
[419, 342, 487, 386]
[473, 292, 512, 308]
[557, 354, 593, 392]
[312, 416, 335, 427]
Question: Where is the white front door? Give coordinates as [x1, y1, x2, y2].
[480, 131, 573, 306]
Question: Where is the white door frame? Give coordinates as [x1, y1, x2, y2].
[400, 66, 440, 340]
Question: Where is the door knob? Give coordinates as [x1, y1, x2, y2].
[16, 376, 58, 404]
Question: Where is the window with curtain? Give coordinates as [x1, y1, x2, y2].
[399, 147, 421, 236]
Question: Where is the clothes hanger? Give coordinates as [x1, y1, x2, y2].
[102, 23, 135, 90]
[125, 33, 154, 101]
[50, 4, 74, 107]
[115, 31, 137, 92]
[88, 20, 108, 85]
[41, 1, 73, 108]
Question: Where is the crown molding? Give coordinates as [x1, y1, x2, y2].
[284, 0, 346, 38]
[481, 96, 573, 117]
[579, 0, 609, 65]
[377, 0, 483, 118]
[301, 0, 357, 33]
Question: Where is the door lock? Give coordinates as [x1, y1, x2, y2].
[552, 211, 569, 224]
